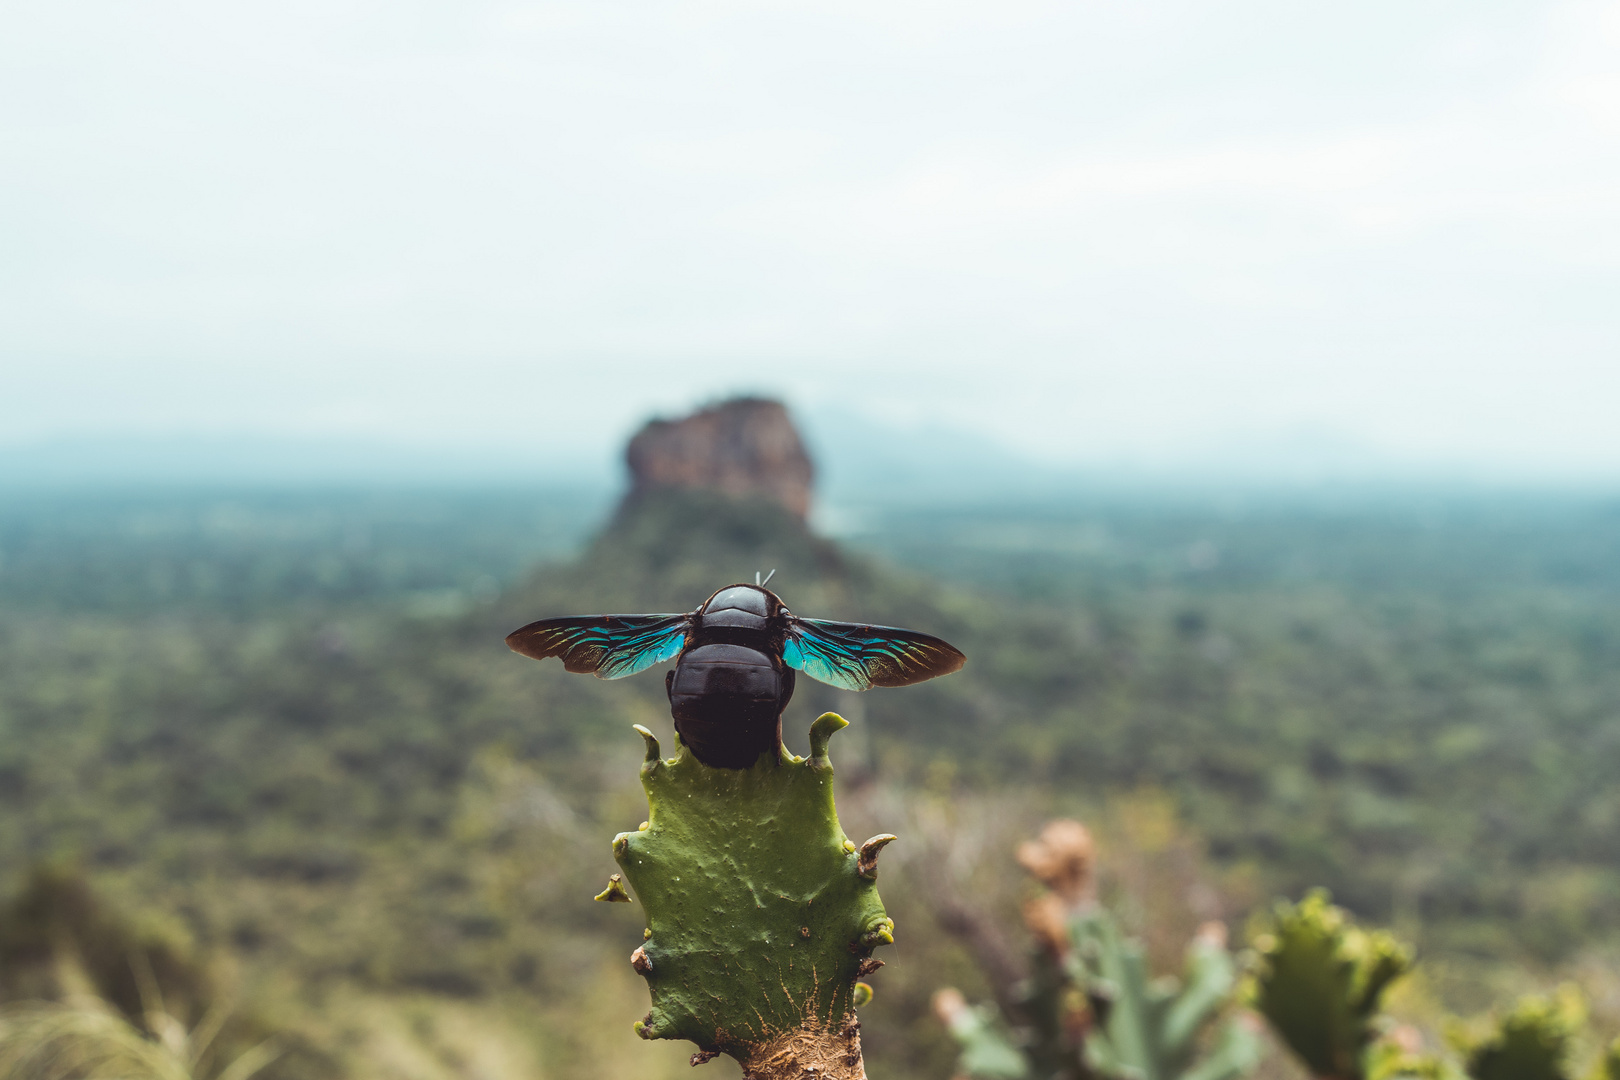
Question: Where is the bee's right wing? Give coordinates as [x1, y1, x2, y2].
[782, 616, 966, 691]
[505, 613, 691, 679]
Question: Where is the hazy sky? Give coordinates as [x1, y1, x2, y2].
[3, 1, 1619, 478]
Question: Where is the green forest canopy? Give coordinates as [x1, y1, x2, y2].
[0, 484, 1616, 1077]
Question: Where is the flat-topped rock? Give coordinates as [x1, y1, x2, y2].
[625, 398, 814, 520]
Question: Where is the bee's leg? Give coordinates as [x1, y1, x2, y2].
[778, 666, 796, 712]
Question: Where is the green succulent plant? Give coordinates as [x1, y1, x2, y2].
[1070, 910, 1259, 1080]
[603, 712, 893, 1079]
[1454, 988, 1585, 1080]
[933, 991, 1031, 1080]
[938, 820, 1257, 1080]
[1249, 890, 1411, 1080]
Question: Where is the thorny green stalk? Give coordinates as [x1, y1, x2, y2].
[600, 712, 893, 1080]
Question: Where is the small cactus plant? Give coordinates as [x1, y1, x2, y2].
[1248, 895, 1620, 1080]
[603, 713, 894, 1079]
[937, 819, 1258, 1080]
[1248, 890, 1412, 1080]
[1070, 913, 1259, 1080]
[932, 989, 1031, 1080]
[1454, 988, 1586, 1080]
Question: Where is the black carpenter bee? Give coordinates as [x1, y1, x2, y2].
[506, 574, 966, 769]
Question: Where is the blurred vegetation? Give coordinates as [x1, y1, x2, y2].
[0, 485, 1617, 1077]
[1247, 891, 1617, 1080]
[1248, 890, 1410, 1080]
[935, 819, 1258, 1080]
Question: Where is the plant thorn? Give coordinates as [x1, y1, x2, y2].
[808, 712, 849, 760]
[860, 917, 896, 947]
[857, 834, 897, 879]
[595, 873, 633, 903]
[633, 724, 661, 762]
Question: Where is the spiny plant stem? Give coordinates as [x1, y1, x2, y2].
[600, 712, 893, 1079]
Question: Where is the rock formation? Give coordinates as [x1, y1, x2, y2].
[625, 398, 814, 520]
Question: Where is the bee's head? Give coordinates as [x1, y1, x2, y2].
[699, 583, 780, 629]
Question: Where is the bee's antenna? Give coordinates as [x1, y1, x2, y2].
[755, 570, 761, 586]
[761, 568, 776, 586]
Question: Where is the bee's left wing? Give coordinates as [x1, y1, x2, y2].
[782, 616, 966, 691]
[506, 613, 690, 679]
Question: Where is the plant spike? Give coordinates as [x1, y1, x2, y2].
[594, 874, 633, 903]
[608, 712, 892, 1079]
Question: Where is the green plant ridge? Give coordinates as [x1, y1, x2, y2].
[610, 712, 893, 1058]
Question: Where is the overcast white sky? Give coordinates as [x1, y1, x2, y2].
[3, 0, 1618, 479]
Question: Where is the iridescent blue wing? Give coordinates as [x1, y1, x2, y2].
[782, 616, 965, 691]
[506, 613, 690, 679]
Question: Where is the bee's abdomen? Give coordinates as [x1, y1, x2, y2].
[668, 644, 790, 769]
